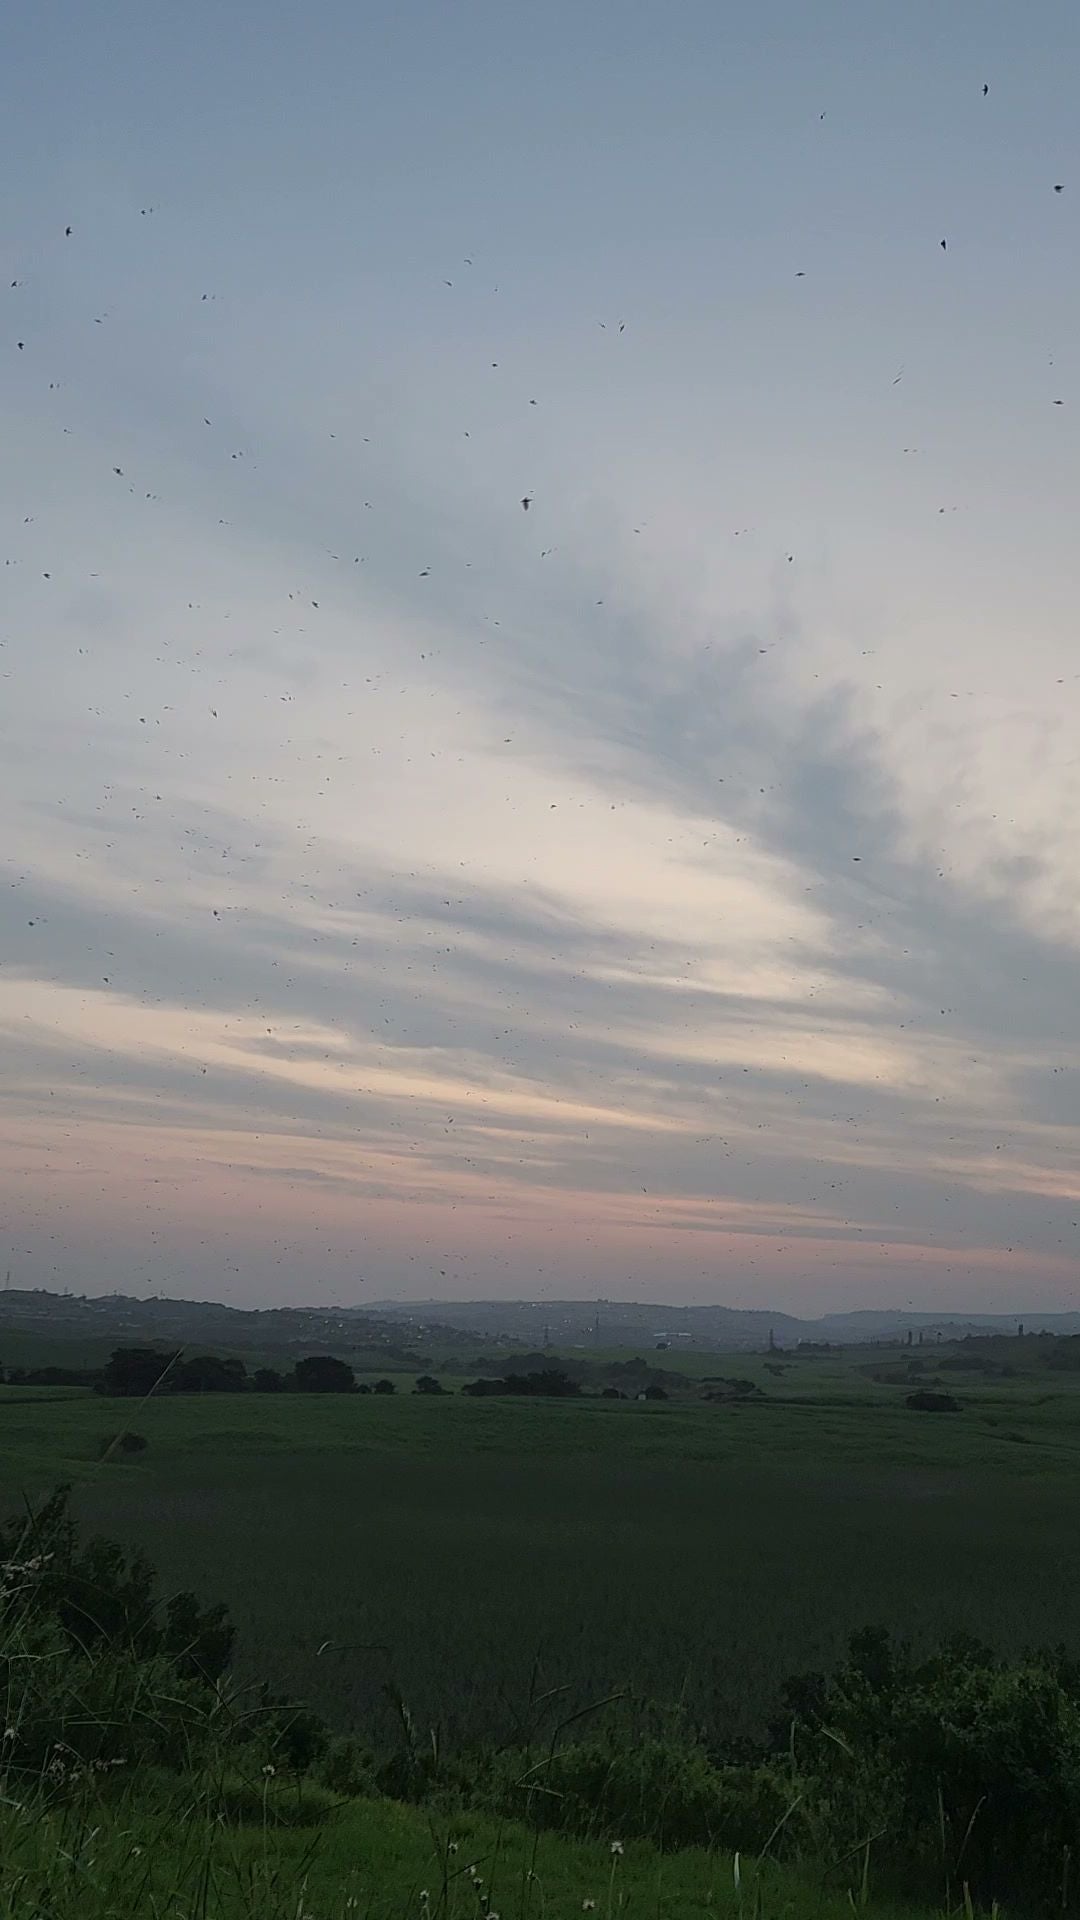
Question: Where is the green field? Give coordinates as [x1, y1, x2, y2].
[5, 1344, 1080, 1756]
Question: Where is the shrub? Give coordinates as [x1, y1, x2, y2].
[774, 1627, 1080, 1910]
[0, 1488, 235, 1779]
[98, 1430, 148, 1458]
[906, 1388, 961, 1412]
[483, 1736, 797, 1852]
[317, 1733, 378, 1796]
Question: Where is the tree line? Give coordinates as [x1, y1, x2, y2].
[1, 1348, 588, 1400]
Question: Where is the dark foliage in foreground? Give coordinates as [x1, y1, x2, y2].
[0, 1487, 235, 1776]
[8, 1491, 1080, 1913]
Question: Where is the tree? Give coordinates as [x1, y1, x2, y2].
[253, 1366, 285, 1392]
[174, 1353, 247, 1393]
[292, 1354, 356, 1393]
[99, 1347, 181, 1397]
[372, 1377, 396, 1395]
[413, 1374, 444, 1394]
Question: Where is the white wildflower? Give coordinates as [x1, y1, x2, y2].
[262, 1763, 276, 1777]
[583, 1901, 597, 1911]
[610, 1840, 624, 1857]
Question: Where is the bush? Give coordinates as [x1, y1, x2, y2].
[906, 1389, 961, 1412]
[773, 1627, 1080, 1910]
[0, 1488, 236, 1780]
[482, 1736, 796, 1852]
[317, 1733, 378, 1796]
[215, 1774, 340, 1825]
[98, 1430, 148, 1458]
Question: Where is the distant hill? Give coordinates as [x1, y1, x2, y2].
[0, 1288, 480, 1369]
[368, 1297, 1080, 1350]
[2, 1288, 1076, 1360]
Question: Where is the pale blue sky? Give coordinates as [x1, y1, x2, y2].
[2, 2, 1079, 1309]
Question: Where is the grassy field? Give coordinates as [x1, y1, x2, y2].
[4, 1346, 1080, 1753]
[0, 1778, 925, 1920]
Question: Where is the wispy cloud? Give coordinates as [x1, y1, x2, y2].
[3, 1, 1079, 1307]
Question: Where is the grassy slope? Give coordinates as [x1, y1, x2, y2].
[0, 1786, 922, 1920]
[4, 1359, 1080, 1748]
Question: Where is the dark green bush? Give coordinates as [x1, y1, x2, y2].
[97, 1430, 148, 1458]
[0, 1488, 235, 1779]
[774, 1627, 1080, 1911]
[477, 1737, 796, 1852]
[317, 1733, 378, 1797]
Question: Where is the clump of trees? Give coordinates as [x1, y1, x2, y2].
[292, 1354, 356, 1394]
[0, 1364, 98, 1387]
[461, 1367, 580, 1398]
[97, 1347, 367, 1396]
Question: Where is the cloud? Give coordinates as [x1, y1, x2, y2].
[4, 72, 1079, 1311]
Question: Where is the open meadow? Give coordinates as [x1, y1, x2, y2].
[4, 1341, 1080, 1755]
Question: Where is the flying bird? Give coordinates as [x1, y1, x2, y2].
[1055, 183, 1065, 193]
[521, 495, 532, 511]
[940, 238, 947, 250]
[983, 82, 989, 96]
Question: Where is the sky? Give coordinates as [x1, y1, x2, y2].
[2, 1, 1079, 1313]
